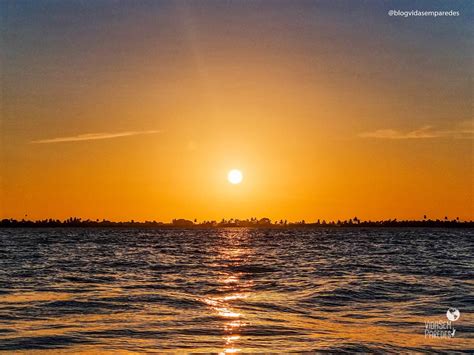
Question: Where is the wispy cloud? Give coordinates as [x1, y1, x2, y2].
[359, 121, 473, 140]
[359, 126, 439, 139]
[31, 130, 161, 144]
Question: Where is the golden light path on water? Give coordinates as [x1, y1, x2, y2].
[198, 229, 252, 354]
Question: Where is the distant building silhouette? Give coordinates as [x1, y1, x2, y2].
[0, 217, 472, 229]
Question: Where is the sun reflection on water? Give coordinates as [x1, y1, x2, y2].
[199, 229, 254, 354]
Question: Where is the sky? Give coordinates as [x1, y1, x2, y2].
[1, 0, 473, 222]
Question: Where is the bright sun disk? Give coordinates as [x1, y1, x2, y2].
[227, 169, 243, 184]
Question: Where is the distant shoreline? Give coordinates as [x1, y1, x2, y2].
[1, 218, 473, 228]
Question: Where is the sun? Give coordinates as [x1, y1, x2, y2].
[227, 169, 243, 184]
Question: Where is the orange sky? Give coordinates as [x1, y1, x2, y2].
[1, 1, 473, 222]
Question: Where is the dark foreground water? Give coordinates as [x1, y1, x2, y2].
[0, 228, 472, 353]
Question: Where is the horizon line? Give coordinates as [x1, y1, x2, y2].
[2, 216, 473, 225]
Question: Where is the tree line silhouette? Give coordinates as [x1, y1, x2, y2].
[0, 216, 472, 228]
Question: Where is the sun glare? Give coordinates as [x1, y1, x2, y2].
[227, 169, 243, 185]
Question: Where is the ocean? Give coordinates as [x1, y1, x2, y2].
[0, 228, 472, 352]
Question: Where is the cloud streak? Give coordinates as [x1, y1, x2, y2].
[31, 130, 161, 144]
[359, 121, 473, 140]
